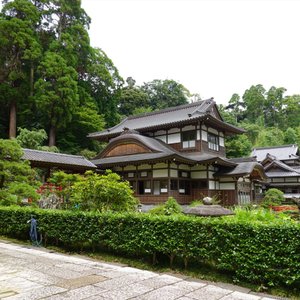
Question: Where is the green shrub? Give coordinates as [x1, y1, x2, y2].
[71, 170, 139, 212]
[148, 197, 182, 215]
[0, 206, 299, 290]
[262, 188, 285, 208]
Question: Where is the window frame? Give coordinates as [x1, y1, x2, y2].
[181, 130, 197, 149]
[208, 133, 219, 151]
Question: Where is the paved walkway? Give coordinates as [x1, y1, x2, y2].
[0, 240, 286, 300]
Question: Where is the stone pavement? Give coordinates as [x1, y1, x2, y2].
[0, 240, 286, 300]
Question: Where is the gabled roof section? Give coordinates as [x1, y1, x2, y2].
[214, 161, 266, 180]
[91, 132, 238, 168]
[22, 149, 96, 170]
[94, 131, 176, 160]
[88, 98, 245, 140]
[251, 144, 299, 162]
[265, 159, 300, 174]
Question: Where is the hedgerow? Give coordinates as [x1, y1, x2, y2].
[0, 206, 299, 289]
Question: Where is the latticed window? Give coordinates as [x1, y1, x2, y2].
[208, 133, 219, 151]
[182, 130, 196, 148]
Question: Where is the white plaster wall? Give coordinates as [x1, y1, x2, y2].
[208, 127, 219, 135]
[137, 164, 151, 170]
[220, 183, 235, 190]
[202, 130, 207, 141]
[123, 165, 136, 171]
[219, 137, 224, 147]
[156, 135, 167, 143]
[153, 163, 168, 169]
[191, 165, 206, 171]
[209, 181, 215, 190]
[153, 169, 168, 177]
[170, 169, 178, 177]
[191, 171, 207, 179]
[179, 164, 190, 170]
[182, 125, 196, 131]
[168, 133, 181, 144]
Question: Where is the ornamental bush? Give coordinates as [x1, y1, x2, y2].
[148, 197, 182, 215]
[262, 188, 285, 208]
[0, 206, 299, 290]
[71, 170, 138, 212]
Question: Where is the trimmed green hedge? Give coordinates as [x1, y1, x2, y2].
[0, 206, 299, 289]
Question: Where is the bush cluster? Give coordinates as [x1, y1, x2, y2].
[0, 206, 299, 290]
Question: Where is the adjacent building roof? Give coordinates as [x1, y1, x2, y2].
[214, 161, 266, 179]
[251, 144, 299, 162]
[22, 149, 96, 170]
[88, 99, 245, 140]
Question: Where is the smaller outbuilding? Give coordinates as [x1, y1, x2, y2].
[22, 148, 96, 179]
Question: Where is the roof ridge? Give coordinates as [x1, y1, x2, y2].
[23, 148, 86, 159]
[267, 159, 300, 173]
[127, 99, 210, 120]
[252, 144, 297, 150]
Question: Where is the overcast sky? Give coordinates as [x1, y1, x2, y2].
[80, 0, 300, 105]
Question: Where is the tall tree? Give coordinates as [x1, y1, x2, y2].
[34, 51, 78, 146]
[283, 95, 300, 129]
[118, 78, 149, 116]
[242, 84, 266, 124]
[86, 48, 123, 127]
[142, 79, 189, 110]
[264, 86, 286, 127]
[0, 0, 41, 138]
[225, 93, 245, 123]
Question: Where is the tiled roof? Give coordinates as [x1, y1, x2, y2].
[251, 144, 299, 162]
[214, 162, 266, 178]
[22, 149, 96, 169]
[92, 132, 237, 168]
[265, 159, 300, 173]
[266, 171, 300, 178]
[88, 99, 245, 140]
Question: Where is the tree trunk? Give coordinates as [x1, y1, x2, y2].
[30, 63, 34, 97]
[9, 100, 17, 138]
[48, 125, 56, 146]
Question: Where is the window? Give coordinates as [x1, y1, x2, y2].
[208, 133, 219, 151]
[153, 180, 168, 195]
[170, 179, 178, 190]
[179, 170, 190, 178]
[191, 180, 208, 189]
[179, 180, 190, 195]
[139, 171, 150, 178]
[127, 172, 135, 178]
[182, 130, 196, 148]
[138, 181, 151, 194]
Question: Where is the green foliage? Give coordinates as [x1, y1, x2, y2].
[16, 127, 47, 149]
[225, 134, 252, 158]
[149, 197, 182, 215]
[71, 170, 138, 212]
[284, 127, 298, 144]
[141, 79, 190, 110]
[34, 51, 79, 142]
[189, 200, 203, 207]
[233, 207, 291, 223]
[255, 128, 284, 147]
[0, 206, 299, 290]
[119, 84, 149, 116]
[262, 188, 285, 208]
[0, 139, 40, 205]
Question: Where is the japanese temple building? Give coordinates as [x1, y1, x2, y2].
[251, 144, 300, 199]
[89, 99, 266, 206]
